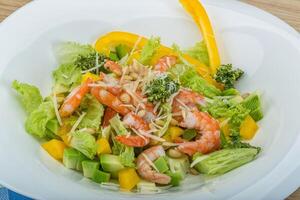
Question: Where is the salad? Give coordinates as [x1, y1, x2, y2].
[12, 0, 263, 193]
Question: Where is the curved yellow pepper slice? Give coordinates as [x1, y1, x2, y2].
[94, 31, 218, 86]
[179, 0, 221, 75]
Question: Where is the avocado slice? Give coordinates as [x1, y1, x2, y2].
[166, 171, 182, 186]
[92, 170, 111, 183]
[82, 161, 100, 179]
[63, 148, 88, 171]
[167, 156, 189, 178]
[154, 157, 169, 173]
[182, 129, 197, 141]
[100, 154, 125, 178]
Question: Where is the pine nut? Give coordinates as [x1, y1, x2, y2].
[167, 148, 183, 158]
[130, 72, 138, 80]
[124, 75, 133, 81]
[137, 110, 146, 117]
[170, 118, 179, 126]
[120, 93, 131, 104]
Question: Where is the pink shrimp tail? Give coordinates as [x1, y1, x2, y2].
[115, 135, 150, 147]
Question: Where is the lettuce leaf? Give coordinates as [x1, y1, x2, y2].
[109, 115, 135, 167]
[70, 130, 97, 159]
[25, 101, 55, 138]
[78, 94, 104, 130]
[169, 64, 221, 98]
[52, 63, 82, 92]
[55, 42, 95, 65]
[139, 37, 160, 65]
[12, 80, 43, 114]
[185, 41, 209, 66]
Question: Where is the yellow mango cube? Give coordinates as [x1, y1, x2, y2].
[82, 72, 100, 83]
[97, 138, 112, 155]
[42, 139, 66, 160]
[162, 132, 172, 142]
[119, 168, 140, 190]
[240, 115, 259, 140]
[168, 126, 184, 141]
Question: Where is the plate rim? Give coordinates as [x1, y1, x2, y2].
[0, 0, 299, 199]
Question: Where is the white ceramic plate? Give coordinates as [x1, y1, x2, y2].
[0, 0, 299, 199]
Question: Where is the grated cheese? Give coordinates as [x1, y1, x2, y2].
[70, 112, 86, 133]
[52, 93, 62, 126]
[162, 142, 179, 147]
[153, 101, 161, 113]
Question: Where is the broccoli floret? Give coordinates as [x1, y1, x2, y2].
[145, 74, 179, 102]
[74, 52, 109, 74]
[214, 64, 244, 89]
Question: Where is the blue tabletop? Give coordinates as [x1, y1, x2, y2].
[0, 187, 31, 200]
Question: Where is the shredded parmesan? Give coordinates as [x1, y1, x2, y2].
[52, 93, 62, 126]
[70, 112, 86, 133]
[129, 36, 142, 58]
[172, 112, 182, 117]
[138, 129, 165, 142]
[153, 101, 161, 113]
[131, 128, 147, 141]
[142, 153, 159, 172]
[176, 98, 190, 111]
[154, 114, 168, 121]
[81, 54, 103, 74]
[150, 121, 163, 129]
[119, 66, 128, 84]
[162, 142, 179, 147]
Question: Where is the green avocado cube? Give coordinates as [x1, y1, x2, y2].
[82, 161, 100, 179]
[154, 157, 169, 173]
[100, 154, 124, 178]
[92, 170, 111, 183]
[182, 129, 197, 141]
[115, 44, 129, 59]
[63, 148, 88, 171]
[167, 171, 182, 186]
[109, 52, 119, 61]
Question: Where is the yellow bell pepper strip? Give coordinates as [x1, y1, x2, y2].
[179, 0, 221, 75]
[94, 31, 218, 86]
[42, 139, 67, 160]
[240, 115, 259, 140]
[96, 138, 112, 155]
[119, 168, 140, 190]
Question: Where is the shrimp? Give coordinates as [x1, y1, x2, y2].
[136, 145, 171, 184]
[104, 60, 122, 76]
[154, 55, 177, 72]
[135, 90, 156, 122]
[102, 107, 117, 127]
[99, 72, 123, 95]
[177, 110, 221, 156]
[172, 89, 206, 121]
[115, 112, 150, 147]
[59, 78, 92, 118]
[91, 87, 130, 116]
